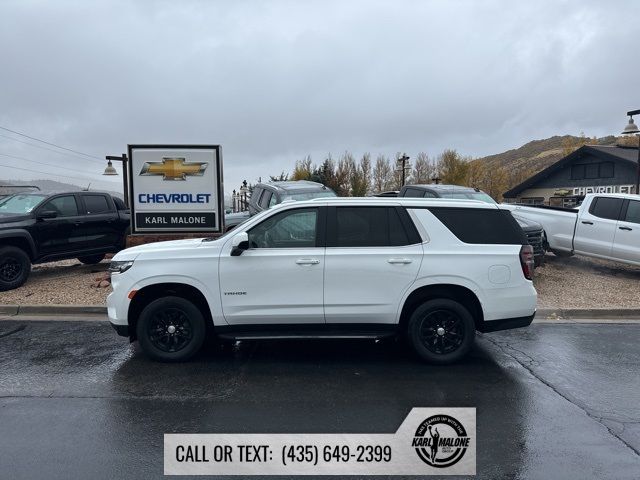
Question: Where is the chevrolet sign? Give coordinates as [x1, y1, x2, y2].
[128, 145, 223, 234]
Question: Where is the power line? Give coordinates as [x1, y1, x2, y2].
[0, 152, 107, 176]
[0, 133, 101, 163]
[0, 161, 119, 185]
[0, 125, 103, 162]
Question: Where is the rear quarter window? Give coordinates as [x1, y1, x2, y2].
[427, 207, 526, 244]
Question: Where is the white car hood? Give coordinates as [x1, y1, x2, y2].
[113, 237, 221, 261]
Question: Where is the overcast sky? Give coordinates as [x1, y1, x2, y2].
[0, 0, 638, 194]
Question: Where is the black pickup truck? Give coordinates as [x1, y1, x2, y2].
[0, 191, 130, 291]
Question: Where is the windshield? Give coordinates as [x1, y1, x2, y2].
[0, 194, 47, 214]
[281, 190, 336, 201]
[442, 191, 496, 204]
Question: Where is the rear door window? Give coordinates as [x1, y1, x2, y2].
[259, 191, 273, 209]
[589, 197, 624, 220]
[329, 207, 416, 247]
[403, 188, 425, 198]
[83, 195, 112, 214]
[623, 200, 640, 224]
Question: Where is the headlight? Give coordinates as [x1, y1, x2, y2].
[109, 260, 134, 274]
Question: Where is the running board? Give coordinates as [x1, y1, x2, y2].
[216, 324, 398, 341]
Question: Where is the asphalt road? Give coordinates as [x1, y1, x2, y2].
[0, 320, 638, 480]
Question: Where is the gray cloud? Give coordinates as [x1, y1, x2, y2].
[0, 0, 638, 192]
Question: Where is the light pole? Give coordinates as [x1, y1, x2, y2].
[396, 154, 411, 187]
[103, 153, 129, 206]
[621, 109, 640, 195]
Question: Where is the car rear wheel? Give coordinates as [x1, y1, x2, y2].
[407, 299, 475, 364]
[77, 254, 106, 265]
[136, 296, 206, 362]
[0, 246, 31, 291]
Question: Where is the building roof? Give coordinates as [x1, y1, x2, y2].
[503, 145, 639, 198]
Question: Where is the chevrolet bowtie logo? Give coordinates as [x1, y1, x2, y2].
[139, 158, 208, 181]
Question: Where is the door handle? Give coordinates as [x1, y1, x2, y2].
[581, 221, 593, 225]
[388, 258, 412, 264]
[619, 226, 633, 231]
[295, 258, 320, 265]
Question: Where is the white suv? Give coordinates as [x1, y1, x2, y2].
[107, 198, 537, 364]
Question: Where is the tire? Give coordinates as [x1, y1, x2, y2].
[136, 296, 206, 362]
[77, 254, 106, 265]
[407, 299, 476, 365]
[0, 246, 31, 291]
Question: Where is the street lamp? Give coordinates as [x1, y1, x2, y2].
[396, 154, 411, 186]
[621, 109, 640, 195]
[102, 154, 129, 206]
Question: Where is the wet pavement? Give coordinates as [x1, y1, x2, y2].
[0, 320, 638, 479]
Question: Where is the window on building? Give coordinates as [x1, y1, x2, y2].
[599, 162, 614, 178]
[571, 164, 585, 180]
[520, 197, 545, 205]
[585, 164, 599, 179]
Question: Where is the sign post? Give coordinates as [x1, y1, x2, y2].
[127, 145, 223, 235]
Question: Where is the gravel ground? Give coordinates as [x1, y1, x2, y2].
[0, 259, 110, 306]
[534, 253, 640, 309]
[0, 254, 638, 308]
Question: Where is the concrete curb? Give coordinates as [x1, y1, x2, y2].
[0, 305, 639, 320]
[2, 305, 106, 316]
[536, 308, 640, 319]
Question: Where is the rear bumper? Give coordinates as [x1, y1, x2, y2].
[478, 312, 535, 333]
[110, 322, 130, 337]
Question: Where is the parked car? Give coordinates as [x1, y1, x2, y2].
[0, 191, 130, 291]
[223, 181, 336, 232]
[107, 197, 537, 364]
[503, 193, 640, 266]
[397, 184, 546, 265]
[248, 181, 336, 215]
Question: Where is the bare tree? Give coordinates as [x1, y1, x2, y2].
[372, 154, 393, 193]
[334, 153, 352, 196]
[411, 152, 436, 184]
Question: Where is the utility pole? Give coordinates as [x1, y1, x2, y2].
[396, 154, 410, 186]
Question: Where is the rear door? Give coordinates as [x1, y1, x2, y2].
[79, 194, 120, 250]
[612, 199, 640, 264]
[323, 205, 422, 324]
[573, 197, 624, 257]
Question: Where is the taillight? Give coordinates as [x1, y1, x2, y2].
[520, 245, 535, 280]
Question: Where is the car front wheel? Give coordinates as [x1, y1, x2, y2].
[0, 246, 31, 291]
[407, 299, 475, 364]
[136, 296, 206, 362]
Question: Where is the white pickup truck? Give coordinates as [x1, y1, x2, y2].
[504, 193, 640, 266]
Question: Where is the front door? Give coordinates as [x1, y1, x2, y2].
[33, 194, 85, 257]
[219, 206, 325, 325]
[323, 205, 422, 324]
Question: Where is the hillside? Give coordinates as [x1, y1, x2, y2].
[475, 134, 618, 176]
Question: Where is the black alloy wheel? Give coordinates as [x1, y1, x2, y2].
[148, 307, 194, 353]
[136, 296, 206, 362]
[407, 298, 475, 364]
[418, 309, 465, 355]
[0, 246, 31, 291]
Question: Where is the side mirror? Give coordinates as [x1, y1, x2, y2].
[231, 232, 249, 256]
[37, 210, 58, 220]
